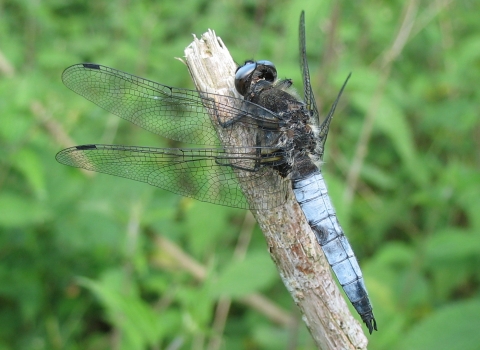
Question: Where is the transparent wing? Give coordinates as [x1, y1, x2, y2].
[62, 63, 284, 147]
[56, 144, 288, 209]
[299, 12, 350, 160]
[299, 11, 320, 126]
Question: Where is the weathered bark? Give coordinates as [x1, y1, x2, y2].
[184, 30, 368, 350]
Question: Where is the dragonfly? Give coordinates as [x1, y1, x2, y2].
[56, 11, 377, 334]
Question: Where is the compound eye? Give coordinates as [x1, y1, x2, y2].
[235, 61, 257, 96]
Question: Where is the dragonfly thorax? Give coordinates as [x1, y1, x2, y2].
[240, 74, 319, 178]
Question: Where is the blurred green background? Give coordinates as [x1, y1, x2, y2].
[1, 0, 480, 349]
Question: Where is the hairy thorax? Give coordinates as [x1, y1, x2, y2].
[244, 79, 320, 178]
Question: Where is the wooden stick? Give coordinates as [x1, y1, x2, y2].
[184, 30, 368, 350]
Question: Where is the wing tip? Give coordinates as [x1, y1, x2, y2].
[62, 62, 101, 77]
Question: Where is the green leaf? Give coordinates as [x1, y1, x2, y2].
[425, 228, 480, 263]
[0, 192, 50, 228]
[207, 251, 277, 298]
[373, 96, 428, 186]
[395, 299, 480, 350]
[183, 201, 238, 257]
[12, 148, 47, 199]
[360, 162, 397, 190]
[78, 270, 164, 349]
[424, 228, 480, 300]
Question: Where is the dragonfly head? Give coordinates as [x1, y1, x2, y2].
[235, 60, 277, 96]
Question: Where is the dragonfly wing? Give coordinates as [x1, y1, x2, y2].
[299, 11, 320, 127]
[56, 144, 288, 209]
[62, 64, 284, 147]
[298, 12, 350, 160]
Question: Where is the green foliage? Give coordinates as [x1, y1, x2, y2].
[78, 272, 167, 350]
[206, 250, 278, 299]
[394, 299, 480, 350]
[1, 0, 479, 349]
